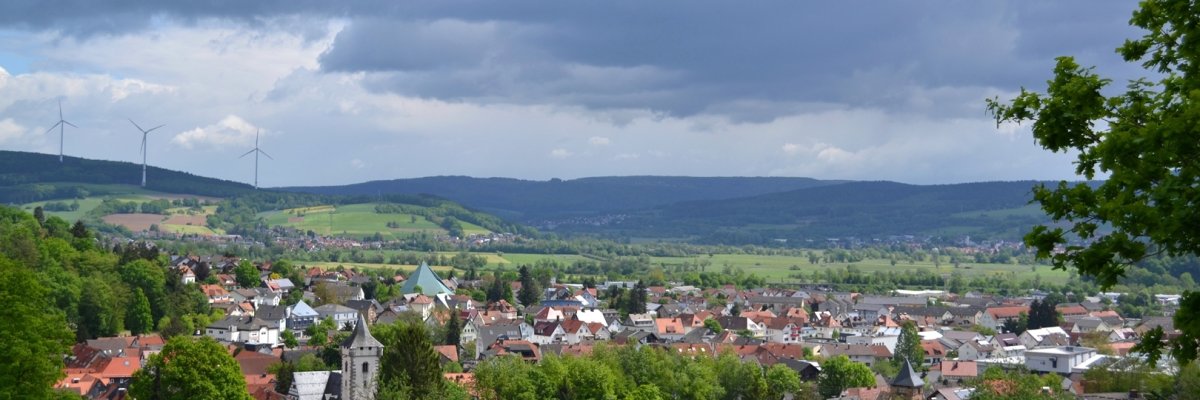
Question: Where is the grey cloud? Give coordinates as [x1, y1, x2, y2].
[0, 1, 1151, 122]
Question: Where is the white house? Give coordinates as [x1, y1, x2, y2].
[1020, 327, 1070, 349]
[1025, 346, 1100, 374]
[205, 315, 280, 346]
[532, 321, 567, 344]
[315, 304, 359, 329]
[765, 319, 804, 344]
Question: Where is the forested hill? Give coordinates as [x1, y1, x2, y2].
[282, 176, 843, 219]
[0, 150, 255, 203]
[560, 180, 1065, 243]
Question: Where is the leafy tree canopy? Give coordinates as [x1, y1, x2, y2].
[988, 0, 1200, 364]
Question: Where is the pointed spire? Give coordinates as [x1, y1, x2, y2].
[891, 357, 924, 388]
[342, 312, 383, 348]
[400, 262, 453, 295]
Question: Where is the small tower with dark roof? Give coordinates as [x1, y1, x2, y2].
[890, 358, 925, 400]
[341, 313, 383, 400]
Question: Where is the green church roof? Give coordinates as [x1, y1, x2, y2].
[400, 262, 453, 296]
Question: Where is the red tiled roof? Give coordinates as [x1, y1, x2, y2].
[435, 345, 459, 363]
[986, 306, 1029, 319]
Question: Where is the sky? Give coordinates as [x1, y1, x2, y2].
[0, 1, 1148, 187]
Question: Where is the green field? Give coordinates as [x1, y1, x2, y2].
[261, 203, 491, 240]
[159, 224, 222, 235]
[647, 253, 1069, 285]
[302, 261, 457, 274]
[20, 185, 222, 234]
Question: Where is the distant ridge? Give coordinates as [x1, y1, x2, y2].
[0, 150, 255, 203]
[600, 180, 1055, 243]
[282, 175, 845, 220]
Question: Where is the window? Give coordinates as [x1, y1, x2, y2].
[363, 362, 369, 374]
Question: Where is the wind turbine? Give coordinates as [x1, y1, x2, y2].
[45, 100, 78, 163]
[240, 129, 273, 189]
[129, 119, 164, 187]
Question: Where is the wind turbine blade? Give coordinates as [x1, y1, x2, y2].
[58, 100, 63, 120]
[128, 119, 146, 133]
[44, 122, 63, 134]
[63, 121, 78, 128]
[258, 149, 274, 160]
[240, 149, 256, 158]
[145, 124, 165, 134]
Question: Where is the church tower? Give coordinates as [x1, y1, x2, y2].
[890, 358, 925, 400]
[341, 313, 383, 400]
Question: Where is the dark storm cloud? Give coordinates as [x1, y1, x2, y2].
[0, 1, 1145, 118]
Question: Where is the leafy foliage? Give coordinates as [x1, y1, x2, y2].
[471, 345, 806, 400]
[375, 321, 446, 397]
[817, 355, 875, 398]
[130, 336, 252, 400]
[0, 253, 74, 399]
[892, 321, 924, 372]
[987, 0, 1200, 364]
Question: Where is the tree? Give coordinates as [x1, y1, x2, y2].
[130, 336, 252, 400]
[282, 330, 299, 349]
[127, 288, 154, 335]
[765, 363, 802, 400]
[968, 368, 1074, 400]
[818, 355, 875, 398]
[70, 220, 88, 239]
[377, 322, 445, 396]
[0, 258, 74, 399]
[704, 318, 724, 333]
[33, 206, 45, 226]
[119, 259, 167, 323]
[1002, 313, 1028, 335]
[986, 0, 1200, 364]
[445, 311, 461, 346]
[234, 260, 260, 288]
[893, 321, 924, 371]
[627, 280, 648, 314]
[517, 265, 540, 307]
[79, 278, 123, 338]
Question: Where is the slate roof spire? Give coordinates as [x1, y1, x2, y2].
[891, 358, 924, 388]
[341, 312, 382, 348]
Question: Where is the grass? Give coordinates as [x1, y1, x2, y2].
[261, 203, 491, 240]
[159, 224, 222, 235]
[302, 261, 457, 274]
[647, 253, 1069, 285]
[19, 184, 222, 223]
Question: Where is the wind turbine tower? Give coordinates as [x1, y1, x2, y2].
[240, 129, 273, 189]
[129, 119, 164, 187]
[45, 100, 77, 163]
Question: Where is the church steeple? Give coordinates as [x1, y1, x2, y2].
[341, 313, 383, 400]
[890, 358, 924, 399]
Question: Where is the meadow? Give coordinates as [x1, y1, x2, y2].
[302, 250, 1067, 289]
[647, 253, 1069, 285]
[260, 203, 491, 240]
[22, 187, 223, 235]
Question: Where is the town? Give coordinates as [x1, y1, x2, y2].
[53, 244, 1179, 400]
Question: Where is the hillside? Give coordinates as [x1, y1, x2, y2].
[282, 175, 843, 219]
[0, 151, 532, 238]
[551, 180, 1063, 243]
[0, 150, 255, 203]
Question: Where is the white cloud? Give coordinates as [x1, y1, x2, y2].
[615, 152, 640, 160]
[0, 118, 26, 143]
[350, 158, 365, 169]
[172, 115, 260, 149]
[588, 136, 611, 146]
[549, 148, 573, 159]
[781, 143, 800, 155]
